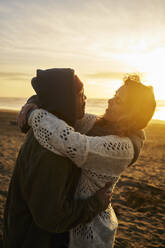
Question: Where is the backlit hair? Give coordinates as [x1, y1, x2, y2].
[122, 74, 156, 131]
[89, 74, 156, 137]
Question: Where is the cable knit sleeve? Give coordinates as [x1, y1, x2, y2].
[28, 109, 134, 175]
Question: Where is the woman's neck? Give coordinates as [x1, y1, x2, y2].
[87, 117, 132, 137]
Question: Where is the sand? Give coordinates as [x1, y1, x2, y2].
[0, 110, 165, 248]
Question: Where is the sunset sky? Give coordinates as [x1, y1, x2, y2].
[1, 0, 165, 99]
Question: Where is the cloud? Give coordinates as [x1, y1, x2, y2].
[84, 71, 124, 80]
[1, 0, 165, 81]
[0, 72, 32, 81]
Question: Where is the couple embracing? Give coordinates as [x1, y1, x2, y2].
[3, 68, 156, 248]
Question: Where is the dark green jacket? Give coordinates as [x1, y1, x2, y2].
[3, 130, 103, 248]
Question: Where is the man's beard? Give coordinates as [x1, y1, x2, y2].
[77, 104, 85, 119]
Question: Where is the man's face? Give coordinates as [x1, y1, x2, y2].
[104, 85, 129, 122]
[75, 88, 87, 119]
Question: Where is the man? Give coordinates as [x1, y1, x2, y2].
[3, 69, 112, 248]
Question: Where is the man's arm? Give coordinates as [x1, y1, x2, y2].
[19, 136, 110, 233]
[128, 132, 145, 166]
[75, 113, 97, 134]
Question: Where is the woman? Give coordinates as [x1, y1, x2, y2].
[23, 74, 156, 248]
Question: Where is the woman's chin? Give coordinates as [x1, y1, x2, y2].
[104, 111, 115, 122]
[104, 110, 110, 120]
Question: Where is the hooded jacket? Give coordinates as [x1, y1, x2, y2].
[32, 68, 77, 126]
[3, 69, 103, 248]
[22, 68, 78, 133]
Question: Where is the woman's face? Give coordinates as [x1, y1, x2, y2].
[104, 85, 130, 123]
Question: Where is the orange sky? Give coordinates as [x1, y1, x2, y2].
[0, 0, 165, 99]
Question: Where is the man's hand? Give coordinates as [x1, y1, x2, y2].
[96, 182, 113, 210]
[17, 103, 38, 130]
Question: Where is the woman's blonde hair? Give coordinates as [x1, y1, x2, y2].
[122, 74, 156, 131]
[89, 74, 156, 137]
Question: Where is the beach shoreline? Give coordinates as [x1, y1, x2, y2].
[0, 110, 165, 248]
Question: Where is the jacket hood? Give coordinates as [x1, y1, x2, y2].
[31, 68, 76, 127]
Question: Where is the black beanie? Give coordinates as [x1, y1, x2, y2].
[31, 68, 76, 127]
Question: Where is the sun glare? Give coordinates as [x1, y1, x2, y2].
[134, 48, 165, 100]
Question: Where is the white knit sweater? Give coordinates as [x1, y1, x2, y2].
[28, 109, 135, 248]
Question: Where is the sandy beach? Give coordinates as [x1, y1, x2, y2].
[0, 110, 165, 248]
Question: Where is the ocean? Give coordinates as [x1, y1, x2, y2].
[0, 97, 165, 121]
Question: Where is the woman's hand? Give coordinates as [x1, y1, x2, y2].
[17, 103, 38, 130]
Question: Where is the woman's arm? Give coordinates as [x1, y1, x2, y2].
[28, 109, 142, 175]
[18, 95, 98, 134]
